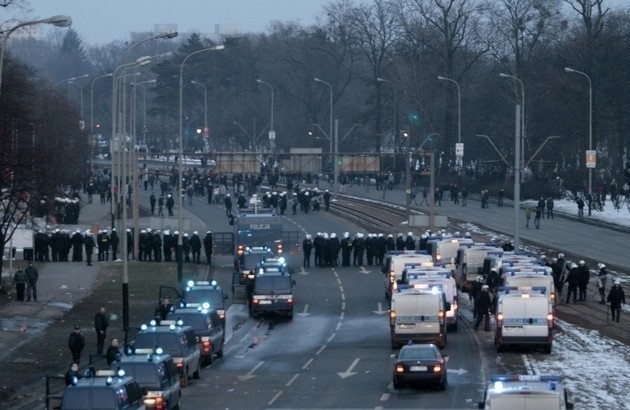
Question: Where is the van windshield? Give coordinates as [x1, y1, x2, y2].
[255, 276, 291, 293]
[121, 363, 159, 385]
[135, 333, 183, 356]
[184, 289, 223, 306]
[166, 313, 209, 334]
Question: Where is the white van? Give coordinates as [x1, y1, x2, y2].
[427, 237, 474, 271]
[503, 267, 557, 305]
[482, 252, 541, 276]
[455, 244, 503, 293]
[382, 251, 433, 299]
[406, 271, 459, 331]
[389, 285, 449, 348]
[494, 287, 554, 353]
[478, 375, 574, 409]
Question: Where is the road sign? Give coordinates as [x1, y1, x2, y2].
[456, 143, 464, 158]
[586, 150, 596, 168]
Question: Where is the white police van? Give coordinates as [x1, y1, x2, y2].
[389, 284, 450, 348]
[406, 269, 459, 331]
[494, 287, 554, 353]
[478, 374, 574, 409]
[455, 243, 503, 293]
[502, 266, 557, 305]
[426, 236, 474, 271]
[382, 251, 433, 299]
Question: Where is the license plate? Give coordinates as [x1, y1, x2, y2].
[259, 300, 272, 305]
[398, 324, 415, 329]
[410, 366, 428, 372]
[503, 326, 523, 333]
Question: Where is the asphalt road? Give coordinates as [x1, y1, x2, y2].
[133, 188, 539, 409]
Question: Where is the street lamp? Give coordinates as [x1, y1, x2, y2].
[314, 77, 333, 163]
[256, 79, 275, 151]
[564, 67, 593, 215]
[90, 73, 113, 171]
[437, 76, 462, 167]
[376, 77, 398, 168]
[475, 135, 509, 166]
[499, 72, 525, 161]
[0, 15, 72, 99]
[190, 80, 208, 151]
[178, 45, 225, 281]
[118, 32, 177, 332]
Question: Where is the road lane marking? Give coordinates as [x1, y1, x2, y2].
[338, 358, 360, 379]
[268, 390, 283, 406]
[316, 344, 327, 355]
[302, 358, 314, 369]
[286, 373, 300, 386]
[380, 393, 390, 401]
[237, 360, 264, 381]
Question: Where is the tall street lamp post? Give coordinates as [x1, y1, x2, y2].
[437, 76, 462, 168]
[119, 31, 177, 332]
[314, 78, 333, 172]
[90, 73, 113, 172]
[500, 73, 525, 250]
[178, 45, 225, 281]
[376, 77, 398, 169]
[190, 80, 208, 151]
[564, 67, 593, 216]
[256, 79, 275, 151]
[0, 15, 72, 99]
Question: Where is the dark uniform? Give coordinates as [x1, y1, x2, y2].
[607, 282, 626, 322]
[190, 232, 202, 264]
[474, 286, 493, 331]
[203, 231, 213, 265]
[565, 264, 580, 303]
[94, 308, 109, 355]
[577, 261, 590, 301]
[68, 326, 85, 364]
[302, 236, 313, 268]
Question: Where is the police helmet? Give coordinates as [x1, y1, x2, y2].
[598, 263, 606, 269]
[407, 231, 413, 236]
[558, 253, 564, 258]
[571, 263, 578, 269]
[482, 285, 489, 290]
[490, 268, 497, 273]
[614, 280, 621, 285]
[579, 260, 585, 265]
[477, 275, 484, 283]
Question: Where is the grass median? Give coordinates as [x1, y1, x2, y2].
[2, 262, 187, 407]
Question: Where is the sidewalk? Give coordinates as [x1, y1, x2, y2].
[0, 197, 208, 404]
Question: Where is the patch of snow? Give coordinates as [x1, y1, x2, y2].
[524, 199, 630, 228]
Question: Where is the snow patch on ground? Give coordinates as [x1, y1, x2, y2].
[527, 320, 629, 409]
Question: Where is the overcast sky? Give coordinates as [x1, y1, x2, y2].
[11, 0, 344, 45]
[9, 0, 630, 46]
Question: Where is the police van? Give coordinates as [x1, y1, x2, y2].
[382, 251, 433, 299]
[406, 270, 459, 331]
[482, 252, 541, 276]
[117, 348, 181, 409]
[249, 266, 295, 319]
[478, 374, 574, 409]
[131, 320, 201, 386]
[494, 287, 554, 353]
[502, 266, 557, 305]
[166, 307, 225, 365]
[455, 243, 503, 293]
[389, 285, 450, 348]
[60, 369, 145, 410]
[426, 236, 474, 271]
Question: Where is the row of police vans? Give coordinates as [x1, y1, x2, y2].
[383, 231, 572, 408]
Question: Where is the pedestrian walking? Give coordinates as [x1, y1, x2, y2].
[474, 285, 493, 331]
[68, 325, 85, 364]
[13, 265, 28, 302]
[607, 281, 626, 322]
[534, 207, 542, 229]
[537, 197, 546, 218]
[158, 195, 164, 216]
[25, 262, 39, 302]
[94, 307, 109, 355]
[546, 197, 554, 219]
[149, 193, 156, 215]
[525, 206, 531, 229]
[597, 263, 608, 304]
[577, 197, 585, 217]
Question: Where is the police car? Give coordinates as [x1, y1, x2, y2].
[132, 320, 201, 387]
[117, 348, 181, 409]
[60, 369, 145, 410]
[478, 375, 574, 409]
[166, 307, 225, 365]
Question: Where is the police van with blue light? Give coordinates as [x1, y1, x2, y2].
[502, 266, 557, 305]
[116, 347, 181, 409]
[60, 368, 145, 410]
[425, 234, 474, 270]
[382, 250, 434, 300]
[130, 319, 201, 386]
[389, 284, 450, 348]
[455, 243, 503, 293]
[249, 262, 295, 319]
[405, 269, 459, 331]
[159, 280, 228, 326]
[494, 286, 554, 353]
[166, 305, 225, 365]
[478, 374, 574, 409]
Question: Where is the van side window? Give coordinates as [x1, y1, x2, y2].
[185, 330, 198, 349]
[178, 334, 189, 354]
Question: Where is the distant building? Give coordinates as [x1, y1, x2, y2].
[214, 24, 239, 36]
